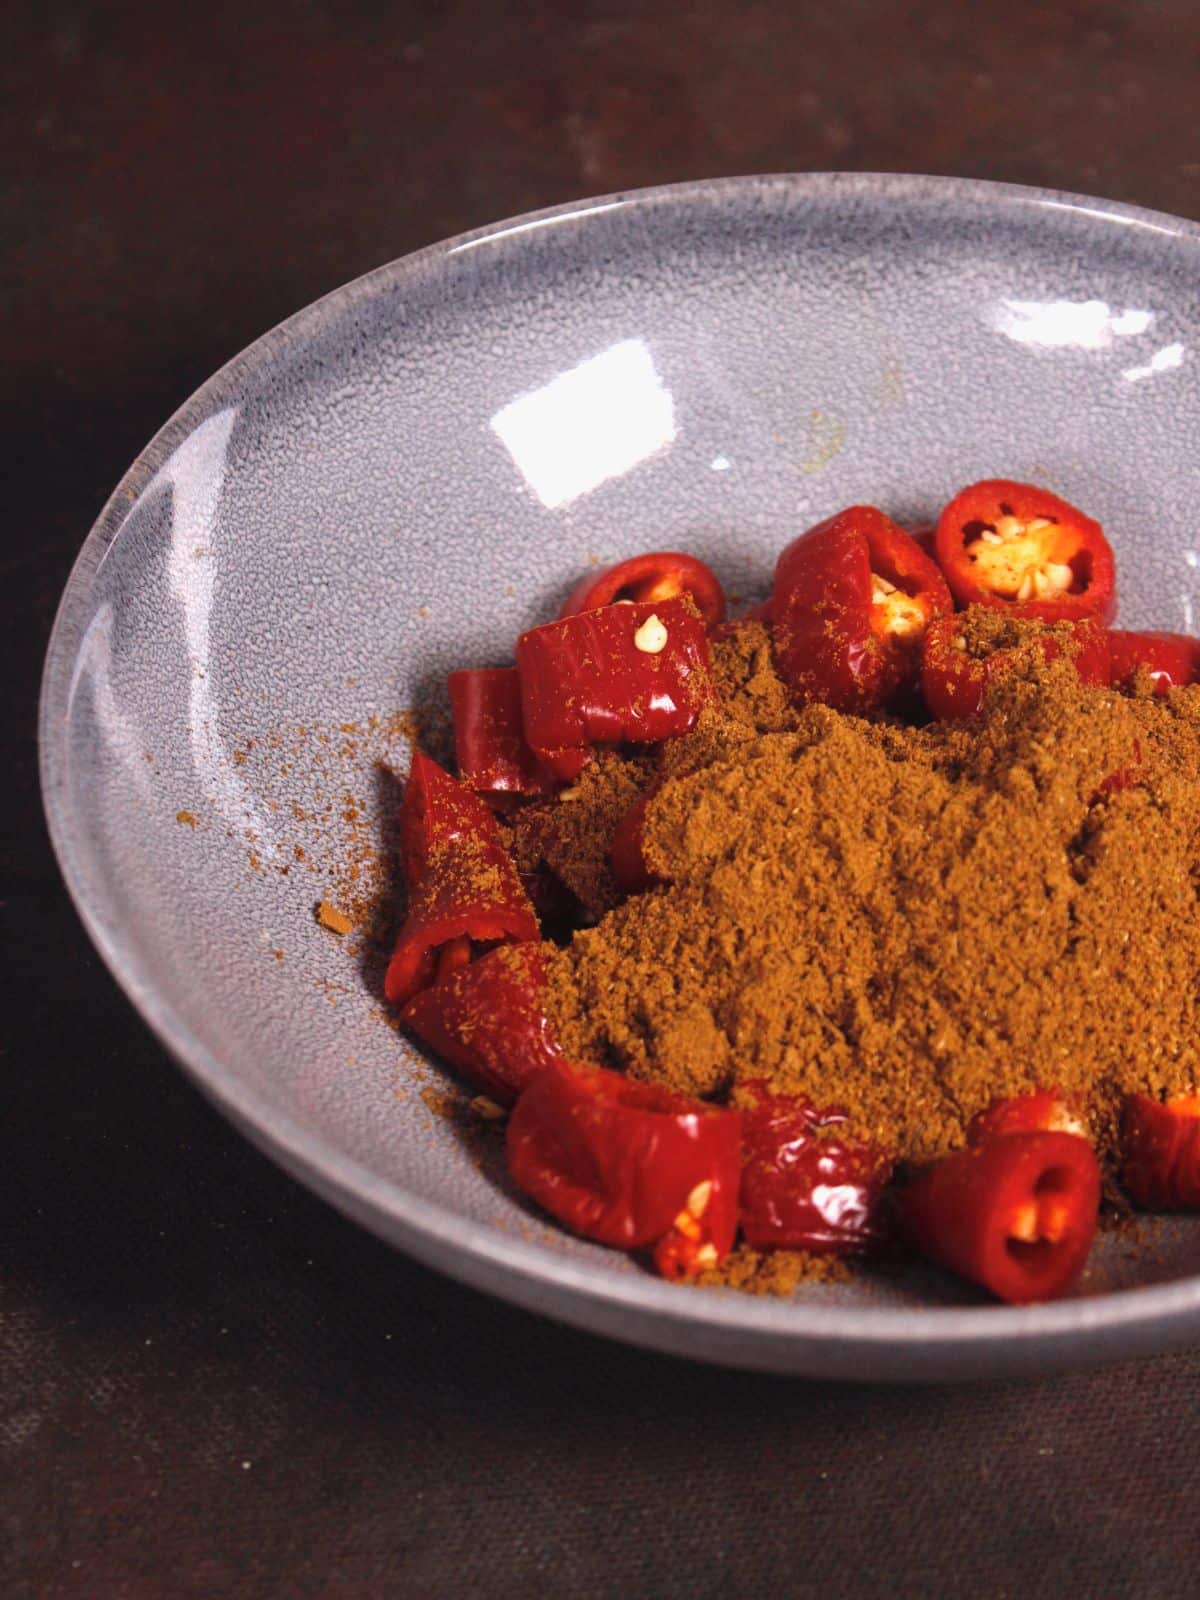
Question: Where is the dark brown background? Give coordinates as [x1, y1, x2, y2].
[7, 3, 1200, 1595]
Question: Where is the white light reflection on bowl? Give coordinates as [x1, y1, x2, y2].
[446, 200, 628, 256]
[1122, 341, 1186, 383]
[490, 338, 676, 509]
[990, 297, 1153, 349]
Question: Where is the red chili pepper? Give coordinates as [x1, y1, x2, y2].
[920, 616, 1110, 720]
[737, 1082, 892, 1253]
[560, 551, 726, 630]
[1121, 1093, 1200, 1210]
[608, 788, 662, 894]
[385, 755, 540, 1007]
[901, 1132, 1101, 1303]
[907, 524, 938, 561]
[709, 599, 773, 643]
[934, 479, 1116, 623]
[1108, 630, 1200, 695]
[506, 1060, 741, 1274]
[400, 943, 562, 1106]
[967, 1090, 1088, 1144]
[515, 596, 713, 780]
[772, 506, 953, 712]
[448, 667, 555, 799]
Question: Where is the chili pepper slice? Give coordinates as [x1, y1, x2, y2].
[709, 598, 773, 643]
[560, 551, 726, 630]
[506, 1059, 741, 1272]
[907, 524, 938, 561]
[901, 1131, 1101, 1303]
[737, 1081, 892, 1253]
[515, 595, 713, 780]
[400, 943, 562, 1106]
[448, 667, 555, 799]
[934, 479, 1116, 623]
[920, 615, 1110, 720]
[608, 787, 663, 894]
[772, 506, 952, 712]
[385, 754, 540, 1007]
[1108, 630, 1200, 695]
[1121, 1093, 1200, 1210]
[967, 1090, 1088, 1144]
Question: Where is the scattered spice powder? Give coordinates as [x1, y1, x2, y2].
[315, 899, 355, 935]
[692, 1246, 852, 1295]
[540, 619, 1200, 1167]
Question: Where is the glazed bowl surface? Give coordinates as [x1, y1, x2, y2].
[41, 174, 1200, 1378]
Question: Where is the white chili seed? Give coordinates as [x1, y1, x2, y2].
[634, 613, 668, 653]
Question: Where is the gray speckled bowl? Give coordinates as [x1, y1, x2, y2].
[41, 175, 1200, 1380]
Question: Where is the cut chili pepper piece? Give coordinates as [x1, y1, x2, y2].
[709, 598, 772, 643]
[907, 524, 938, 562]
[506, 1060, 741, 1268]
[400, 943, 563, 1106]
[516, 596, 713, 780]
[399, 751, 495, 886]
[1121, 1094, 1200, 1210]
[1108, 630, 1200, 695]
[608, 787, 663, 894]
[902, 1131, 1101, 1303]
[385, 755, 540, 1007]
[448, 667, 555, 800]
[560, 551, 726, 630]
[934, 479, 1116, 623]
[920, 616, 1110, 720]
[737, 1081, 892, 1253]
[968, 1090, 1088, 1144]
[772, 506, 953, 712]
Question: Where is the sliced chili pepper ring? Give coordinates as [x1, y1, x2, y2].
[902, 1131, 1101, 1303]
[934, 479, 1116, 623]
[920, 614, 1110, 721]
[1121, 1093, 1200, 1210]
[385, 755, 540, 1007]
[1108, 630, 1200, 695]
[772, 506, 952, 713]
[559, 551, 726, 629]
[448, 667, 555, 799]
[506, 1060, 741, 1267]
[515, 595, 714, 779]
[400, 943, 562, 1106]
[737, 1081, 892, 1253]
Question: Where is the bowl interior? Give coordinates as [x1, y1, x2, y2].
[43, 175, 1200, 1375]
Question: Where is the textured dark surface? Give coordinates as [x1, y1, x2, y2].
[7, 2, 1200, 1595]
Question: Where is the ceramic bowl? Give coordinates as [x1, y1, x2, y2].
[41, 174, 1200, 1379]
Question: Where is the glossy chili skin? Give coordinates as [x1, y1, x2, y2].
[506, 1060, 741, 1271]
[400, 943, 562, 1107]
[515, 595, 713, 780]
[920, 616, 1110, 720]
[1108, 630, 1200, 695]
[737, 1082, 892, 1253]
[384, 754, 540, 1007]
[608, 787, 662, 894]
[1121, 1094, 1200, 1210]
[710, 598, 772, 642]
[448, 667, 555, 799]
[967, 1090, 1087, 1144]
[934, 479, 1116, 623]
[901, 1131, 1101, 1304]
[772, 506, 952, 712]
[559, 551, 726, 630]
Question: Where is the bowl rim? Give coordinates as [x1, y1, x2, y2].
[39, 171, 1200, 1375]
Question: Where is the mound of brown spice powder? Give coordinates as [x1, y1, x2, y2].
[539, 616, 1200, 1166]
